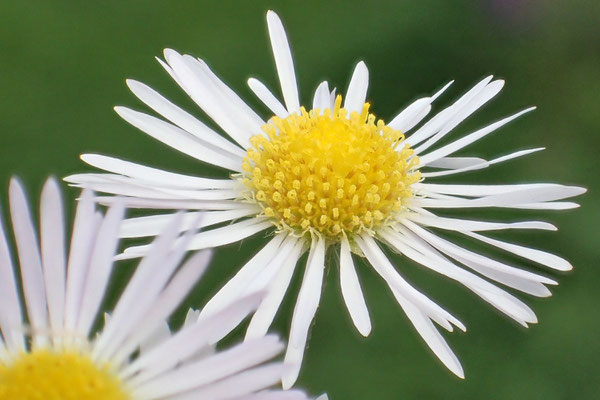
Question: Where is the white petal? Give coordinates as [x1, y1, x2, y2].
[245, 239, 304, 340]
[356, 233, 464, 377]
[248, 78, 288, 118]
[283, 236, 325, 389]
[339, 236, 371, 336]
[442, 251, 553, 296]
[356, 234, 464, 332]
[389, 98, 432, 133]
[80, 154, 238, 190]
[388, 81, 453, 133]
[430, 80, 455, 101]
[312, 81, 331, 112]
[382, 229, 537, 326]
[267, 11, 300, 113]
[401, 221, 555, 296]
[9, 178, 48, 348]
[71, 174, 240, 202]
[192, 58, 266, 134]
[200, 234, 286, 319]
[149, 187, 241, 202]
[330, 87, 337, 107]
[420, 148, 544, 178]
[94, 213, 189, 361]
[413, 185, 585, 209]
[414, 80, 505, 155]
[417, 182, 566, 197]
[344, 61, 369, 114]
[75, 202, 124, 338]
[210, 235, 298, 344]
[63, 190, 101, 338]
[0, 202, 24, 351]
[126, 79, 246, 158]
[156, 55, 183, 89]
[424, 156, 487, 170]
[93, 195, 243, 211]
[486, 147, 543, 165]
[418, 107, 535, 167]
[120, 207, 259, 238]
[395, 292, 464, 378]
[115, 106, 242, 171]
[163, 49, 257, 149]
[463, 231, 573, 271]
[133, 335, 283, 399]
[139, 321, 171, 356]
[182, 310, 203, 344]
[111, 251, 211, 367]
[406, 76, 493, 147]
[169, 363, 285, 400]
[420, 161, 490, 178]
[243, 235, 301, 294]
[119, 217, 272, 259]
[510, 202, 580, 210]
[185, 218, 272, 250]
[407, 212, 556, 232]
[120, 291, 263, 383]
[184, 308, 201, 327]
[71, 173, 239, 203]
[237, 389, 310, 400]
[67, 175, 191, 200]
[40, 178, 66, 342]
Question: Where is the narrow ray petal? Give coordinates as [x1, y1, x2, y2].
[339, 236, 372, 336]
[248, 78, 288, 118]
[9, 178, 48, 347]
[344, 61, 369, 114]
[267, 11, 300, 113]
[40, 178, 66, 341]
[283, 236, 325, 389]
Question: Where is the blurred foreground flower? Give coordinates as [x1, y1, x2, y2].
[66, 10, 585, 388]
[0, 177, 316, 399]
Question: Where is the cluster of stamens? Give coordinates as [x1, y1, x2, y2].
[0, 349, 128, 399]
[241, 95, 420, 240]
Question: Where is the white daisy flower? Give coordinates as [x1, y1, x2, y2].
[65, 10, 585, 388]
[0, 177, 316, 399]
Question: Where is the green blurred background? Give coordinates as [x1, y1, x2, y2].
[0, 0, 598, 398]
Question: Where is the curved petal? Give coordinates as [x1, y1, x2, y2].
[283, 235, 325, 389]
[344, 61, 369, 114]
[267, 11, 300, 113]
[339, 236, 371, 336]
[9, 178, 48, 348]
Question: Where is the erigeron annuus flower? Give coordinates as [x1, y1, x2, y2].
[0, 177, 317, 400]
[66, 10, 585, 388]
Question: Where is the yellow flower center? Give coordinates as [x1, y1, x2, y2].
[242, 95, 420, 240]
[0, 349, 129, 400]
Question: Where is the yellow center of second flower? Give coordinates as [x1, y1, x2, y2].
[0, 349, 129, 400]
[242, 95, 420, 240]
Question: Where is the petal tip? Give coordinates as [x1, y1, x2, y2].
[42, 176, 60, 194]
[357, 322, 372, 337]
[125, 78, 141, 89]
[8, 176, 24, 197]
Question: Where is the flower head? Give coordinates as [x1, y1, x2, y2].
[242, 97, 419, 239]
[0, 177, 315, 399]
[66, 10, 585, 388]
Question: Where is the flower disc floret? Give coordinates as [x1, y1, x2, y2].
[0, 350, 129, 400]
[242, 95, 420, 239]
